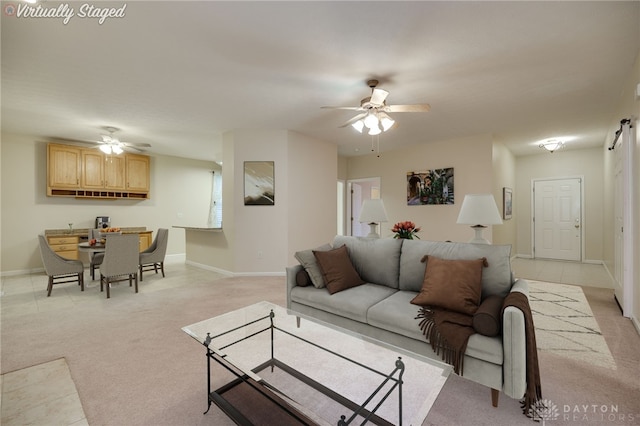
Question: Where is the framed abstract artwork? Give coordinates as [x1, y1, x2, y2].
[503, 187, 512, 220]
[244, 161, 275, 205]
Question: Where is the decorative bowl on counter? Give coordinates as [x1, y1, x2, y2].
[99, 227, 122, 237]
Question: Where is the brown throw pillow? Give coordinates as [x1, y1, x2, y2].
[313, 245, 365, 295]
[473, 295, 505, 336]
[410, 255, 488, 315]
[295, 269, 312, 287]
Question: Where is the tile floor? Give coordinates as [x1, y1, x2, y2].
[0, 258, 615, 425]
[511, 257, 615, 288]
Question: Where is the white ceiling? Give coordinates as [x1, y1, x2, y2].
[2, 1, 639, 162]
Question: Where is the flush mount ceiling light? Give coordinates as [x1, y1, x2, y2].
[539, 139, 564, 153]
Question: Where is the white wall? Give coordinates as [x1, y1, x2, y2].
[346, 134, 494, 243]
[286, 131, 338, 264]
[185, 129, 337, 274]
[0, 132, 216, 274]
[514, 148, 604, 261]
[492, 143, 517, 247]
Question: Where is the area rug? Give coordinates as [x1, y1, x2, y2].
[528, 280, 616, 370]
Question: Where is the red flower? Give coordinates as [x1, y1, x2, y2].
[391, 221, 421, 239]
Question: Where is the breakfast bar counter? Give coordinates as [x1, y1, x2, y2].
[45, 227, 152, 259]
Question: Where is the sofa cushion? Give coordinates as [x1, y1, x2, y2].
[473, 295, 504, 337]
[314, 245, 365, 294]
[367, 291, 503, 365]
[295, 243, 332, 288]
[290, 283, 397, 323]
[399, 240, 513, 298]
[410, 256, 487, 315]
[333, 236, 402, 289]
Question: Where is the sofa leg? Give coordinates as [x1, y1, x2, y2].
[491, 389, 499, 407]
[296, 316, 301, 328]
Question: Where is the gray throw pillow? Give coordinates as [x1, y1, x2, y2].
[294, 244, 332, 288]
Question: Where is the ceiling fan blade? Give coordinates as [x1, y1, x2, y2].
[321, 106, 362, 110]
[50, 137, 101, 146]
[387, 104, 431, 113]
[123, 145, 146, 153]
[369, 88, 389, 106]
[122, 142, 152, 148]
[339, 112, 367, 128]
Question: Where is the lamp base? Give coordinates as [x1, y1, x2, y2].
[468, 225, 490, 244]
[365, 222, 380, 239]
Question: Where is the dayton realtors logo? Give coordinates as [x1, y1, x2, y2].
[3, 3, 126, 25]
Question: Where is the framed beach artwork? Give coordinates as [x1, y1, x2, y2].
[406, 167, 454, 205]
[244, 161, 275, 206]
[503, 187, 512, 220]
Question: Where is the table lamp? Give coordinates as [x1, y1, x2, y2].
[456, 194, 503, 244]
[358, 199, 388, 239]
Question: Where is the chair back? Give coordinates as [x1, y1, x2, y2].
[99, 234, 139, 278]
[38, 234, 83, 275]
[141, 228, 169, 263]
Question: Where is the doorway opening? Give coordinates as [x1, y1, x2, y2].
[346, 177, 381, 237]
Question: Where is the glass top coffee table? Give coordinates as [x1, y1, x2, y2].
[182, 301, 451, 426]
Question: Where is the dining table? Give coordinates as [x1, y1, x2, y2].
[77, 241, 106, 253]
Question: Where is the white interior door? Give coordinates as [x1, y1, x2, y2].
[533, 178, 582, 261]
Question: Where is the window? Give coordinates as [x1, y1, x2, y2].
[208, 171, 223, 228]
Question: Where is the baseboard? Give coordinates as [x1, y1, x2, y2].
[185, 260, 285, 277]
[1, 267, 45, 277]
[185, 260, 234, 276]
[632, 316, 640, 336]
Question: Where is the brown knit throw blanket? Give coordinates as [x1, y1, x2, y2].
[416, 306, 474, 375]
[416, 290, 542, 417]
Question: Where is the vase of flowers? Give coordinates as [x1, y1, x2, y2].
[391, 221, 421, 239]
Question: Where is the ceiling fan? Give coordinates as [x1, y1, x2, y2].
[322, 79, 431, 136]
[95, 127, 151, 154]
[54, 126, 152, 154]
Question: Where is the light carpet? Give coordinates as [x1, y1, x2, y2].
[2, 271, 638, 426]
[528, 280, 616, 370]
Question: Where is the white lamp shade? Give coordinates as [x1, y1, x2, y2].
[358, 199, 388, 223]
[456, 194, 503, 226]
[380, 116, 395, 131]
[368, 126, 382, 136]
[352, 120, 364, 133]
[363, 113, 379, 129]
[99, 144, 112, 154]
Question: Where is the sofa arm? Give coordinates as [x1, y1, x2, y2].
[286, 264, 303, 309]
[502, 278, 529, 399]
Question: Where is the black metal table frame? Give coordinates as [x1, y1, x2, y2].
[201, 309, 406, 426]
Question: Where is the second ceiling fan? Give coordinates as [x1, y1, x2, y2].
[322, 79, 431, 135]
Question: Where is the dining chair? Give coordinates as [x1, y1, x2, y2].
[139, 228, 169, 281]
[99, 234, 139, 299]
[88, 228, 105, 280]
[38, 234, 84, 297]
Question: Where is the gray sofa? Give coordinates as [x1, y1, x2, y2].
[286, 235, 529, 406]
